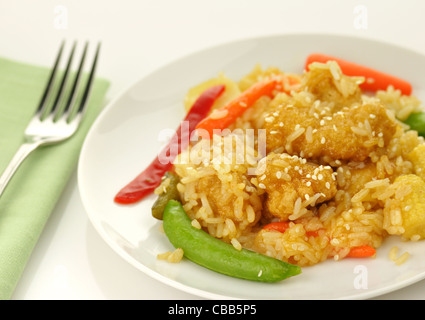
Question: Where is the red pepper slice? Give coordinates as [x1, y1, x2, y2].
[114, 85, 225, 204]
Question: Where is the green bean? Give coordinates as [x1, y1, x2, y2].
[404, 112, 425, 137]
[162, 200, 301, 282]
[151, 172, 181, 220]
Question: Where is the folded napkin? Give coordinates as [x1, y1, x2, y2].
[0, 56, 109, 299]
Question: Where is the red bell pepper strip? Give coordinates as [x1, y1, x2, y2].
[305, 53, 412, 95]
[114, 85, 225, 204]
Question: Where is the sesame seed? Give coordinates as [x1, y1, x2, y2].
[306, 181, 311, 187]
[239, 101, 248, 107]
[326, 182, 330, 189]
[370, 114, 376, 119]
[321, 137, 326, 144]
[258, 183, 266, 189]
[279, 122, 284, 127]
[305, 194, 310, 200]
[265, 116, 275, 123]
[318, 174, 323, 180]
[276, 171, 282, 179]
[320, 120, 325, 126]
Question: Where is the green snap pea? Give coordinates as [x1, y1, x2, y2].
[162, 200, 301, 282]
[151, 172, 181, 220]
[404, 112, 425, 137]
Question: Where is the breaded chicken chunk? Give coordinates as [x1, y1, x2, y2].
[264, 102, 398, 162]
[195, 173, 262, 226]
[301, 61, 363, 108]
[258, 153, 337, 220]
[263, 62, 398, 162]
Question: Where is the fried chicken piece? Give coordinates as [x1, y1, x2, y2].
[336, 162, 378, 196]
[258, 153, 337, 220]
[301, 61, 362, 108]
[264, 102, 398, 162]
[195, 173, 262, 225]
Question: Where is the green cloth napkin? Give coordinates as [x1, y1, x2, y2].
[0, 56, 109, 300]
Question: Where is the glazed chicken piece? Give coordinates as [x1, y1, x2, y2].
[264, 62, 398, 162]
[264, 102, 398, 162]
[258, 153, 337, 220]
[301, 61, 363, 108]
[195, 173, 262, 225]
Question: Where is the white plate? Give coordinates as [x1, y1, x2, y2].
[78, 33, 425, 300]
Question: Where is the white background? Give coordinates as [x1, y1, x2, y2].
[1, 0, 425, 299]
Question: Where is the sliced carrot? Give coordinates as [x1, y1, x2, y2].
[262, 221, 291, 233]
[346, 245, 376, 258]
[305, 230, 322, 238]
[305, 53, 412, 95]
[263, 221, 321, 238]
[195, 78, 279, 138]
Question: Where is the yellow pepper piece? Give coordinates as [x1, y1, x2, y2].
[184, 73, 240, 113]
[407, 143, 425, 181]
[394, 174, 425, 240]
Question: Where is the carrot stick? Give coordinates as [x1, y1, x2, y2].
[305, 53, 412, 95]
[195, 78, 279, 138]
[346, 245, 376, 258]
[263, 221, 291, 233]
[263, 221, 321, 237]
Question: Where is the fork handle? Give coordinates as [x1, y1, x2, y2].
[0, 142, 41, 198]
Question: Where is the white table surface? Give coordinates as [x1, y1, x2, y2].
[2, 0, 425, 300]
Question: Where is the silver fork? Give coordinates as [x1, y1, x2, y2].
[0, 41, 100, 198]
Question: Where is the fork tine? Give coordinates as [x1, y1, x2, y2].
[36, 40, 65, 115]
[71, 42, 101, 122]
[50, 41, 77, 118]
[62, 42, 88, 119]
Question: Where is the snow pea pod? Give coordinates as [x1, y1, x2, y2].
[162, 200, 301, 282]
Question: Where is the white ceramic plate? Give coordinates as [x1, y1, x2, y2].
[78, 34, 425, 300]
